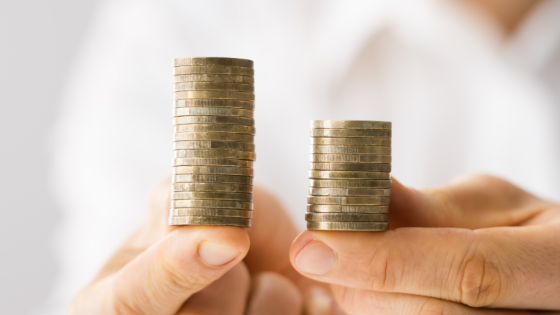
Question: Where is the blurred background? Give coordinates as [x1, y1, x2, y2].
[1, 0, 559, 314]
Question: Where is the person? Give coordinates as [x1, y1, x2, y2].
[37, 0, 560, 313]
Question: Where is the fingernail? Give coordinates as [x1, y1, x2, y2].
[198, 241, 240, 266]
[295, 241, 336, 276]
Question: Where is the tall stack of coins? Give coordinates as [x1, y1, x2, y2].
[306, 120, 391, 231]
[169, 57, 255, 228]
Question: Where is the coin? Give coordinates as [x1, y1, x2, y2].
[170, 182, 252, 193]
[305, 213, 387, 222]
[307, 196, 390, 205]
[173, 132, 253, 142]
[309, 188, 391, 196]
[174, 74, 254, 84]
[174, 90, 255, 101]
[174, 140, 255, 151]
[174, 124, 255, 135]
[174, 174, 253, 184]
[175, 99, 254, 110]
[310, 145, 391, 155]
[174, 116, 254, 126]
[173, 158, 253, 168]
[171, 208, 252, 218]
[310, 154, 391, 163]
[174, 82, 254, 92]
[175, 107, 254, 118]
[311, 137, 391, 146]
[174, 57, 253, 68]
[173, 166, 253, 176]
[308, 171, 390, 179]
[172, 191, 253, 202]
[307, 221, 389, 231]
[172, 200, 252, 210]
[169, 216, 251, 227]
[309, 179, 392, 188]
[174, 65, 254, 76]
[307, 204, 389, 213]
[311, 129, 391, 138]
[311, 120, 391, 130]
[174, 150, 256, 161]
[310, 163, 391, 172]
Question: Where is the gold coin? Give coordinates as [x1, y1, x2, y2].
[307, 196, 390, 205]
[174, 57, 253, 68]
[174, 150, 255, 161]
[307, 204, 389, 213]
[174, 90, 254, 101]
[169, 216, 250, 227]
[173, 132, 253, 142]
[171, 182, 252, 193]
[175, 107, 253, 118]
[305, 213, 387, 222]
[172, 191, 253, 202]
[310, 163, 391, 172]
[174, 82, 254, 92]
[307, 221, 389, 231]
[175, 99, 254, 110]
[174, 74, 254, 84]
[310, 145, 391, 155]
[174, 116, 254, 126]
[174, 65, 254, 76]
[174, 174, 253, 185]
[171, 208, 252, 218]
[308, 171, 390, 179]
[309, 188, 391, 196]
[173, 165, 253, 176]
[173, 158, 253, 168]
[174, 124, 255, 135]
[311, 129, 391, 138]
[311, 120, 391, 130]
[311, 138, 391, 146]
[310, 154, 391, 163]
[309, 179, 392, 188]
[174, 140, 255, 151]
[172, 200, 252, 209]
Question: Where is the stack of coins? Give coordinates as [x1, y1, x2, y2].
[169, 57, 255, 228]
[306, 120, 392, 231]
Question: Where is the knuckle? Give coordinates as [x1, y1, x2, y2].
[160, 258, 210, 292]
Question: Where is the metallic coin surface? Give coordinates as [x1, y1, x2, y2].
[173, 158, 253, 168]
[310, 145, 391, 155]
[307, 221, 389, 231]
[172, 191, 253, 202]
[172, 200, 252, 209]
[174, 116, 254, 126]
[310, 163, 391, 172]
[173, 141, 255, 151]
[174, 124, 255, 135]
[311, 129, 391, 138]
[174, 149, 255, 161]
[171, 208, 252, 218]
[310, 179, 392, 188]
[307, 196, 390, 205]
[173, 132, 253, 142]
[175, 107, 254, 118]
[174, 57, 253, 68]
[311, 120, 391, 130]
[307, 204, 389, 213]
[175, 99, 254, 110]
[174, 65, 254, 76]
[170, 182, 252, 193]
[174, 82, 254, 92]
[305, 213, 387, 222]
[311, 137, 391, 146]
[310, 154, 391, 163]
[174, 74, 254, 84]
[174, 174, 253, 184]
[308, 171, 390, 180]
[173, 165, 253, 176]
[174, 90, 254, 101]
[169, 216, 250, 227]
[309, 188, 391, 196]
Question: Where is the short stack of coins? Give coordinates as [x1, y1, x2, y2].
[306, 120, 392, 231]
[169, 57, 255, 228]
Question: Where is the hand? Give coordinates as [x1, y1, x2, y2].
[290, 174, 560, 314]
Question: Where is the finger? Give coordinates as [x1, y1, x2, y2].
[71, 226, 250, 315]
[178, 262, 250, 315]
[331, 285, 558, 315]
[290, 225, 560, 310]
[303, 286, 344, 315]
[246, 272, 303, 315]
[389, 175, 546, 229]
